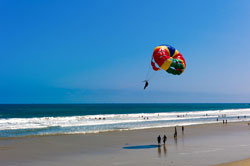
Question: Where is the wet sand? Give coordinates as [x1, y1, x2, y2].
[1, 121, 250, 166]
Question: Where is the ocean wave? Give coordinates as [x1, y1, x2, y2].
[0, 108, 250, 131]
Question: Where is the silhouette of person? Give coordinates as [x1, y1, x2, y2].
[144, 80, 149, 90]
[174, 126, 177, 138]
[163, 135, 167, 144]
[157, 135, 161, 145]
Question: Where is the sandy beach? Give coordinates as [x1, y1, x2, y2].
[215, 158, 250, 166]
[1, 121, 250, 166]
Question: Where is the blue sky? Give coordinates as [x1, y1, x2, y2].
[1, 0, 250, 103]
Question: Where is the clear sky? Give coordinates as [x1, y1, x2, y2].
[1, 0, 250, 103]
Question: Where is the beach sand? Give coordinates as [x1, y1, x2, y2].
[1, 121, 250, 166]
[215, 158, 250, 166]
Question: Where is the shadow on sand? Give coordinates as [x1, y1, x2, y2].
[123, 144, 160, 149]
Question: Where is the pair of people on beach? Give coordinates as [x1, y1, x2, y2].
[157, 135, 167, 145]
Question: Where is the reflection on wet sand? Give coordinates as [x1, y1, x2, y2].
[157, 144, 168, 158]
[174, 136, 178, 147]
[182, 130, 185, 146]
[163, 144, 167, 157]
[158, 145, 161, 158]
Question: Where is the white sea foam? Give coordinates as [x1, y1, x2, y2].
[0, 108, 250, 133]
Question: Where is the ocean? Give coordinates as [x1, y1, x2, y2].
[0, 103, 250, 138]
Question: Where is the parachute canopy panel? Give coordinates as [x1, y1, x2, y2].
[151, 45, 186, 75]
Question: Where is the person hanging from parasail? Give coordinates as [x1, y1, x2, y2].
[143, 80, 149, 90]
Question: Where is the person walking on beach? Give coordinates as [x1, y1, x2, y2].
[174, 126, 177, 138]
[163, 135, 167, 144]
[157, 135, 161, 145]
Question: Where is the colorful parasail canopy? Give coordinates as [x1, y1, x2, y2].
[151, 45, 186, 75]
